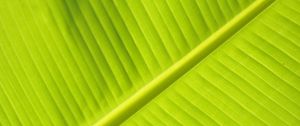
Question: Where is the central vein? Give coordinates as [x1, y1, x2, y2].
[94, 0, 275, 125]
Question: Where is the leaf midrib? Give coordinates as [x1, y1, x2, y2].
[94, 0, 275, 125]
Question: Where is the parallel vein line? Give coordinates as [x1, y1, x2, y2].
[224, 52, 300, 119]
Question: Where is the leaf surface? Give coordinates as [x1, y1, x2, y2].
[0, 0, 299, 125]
[123, 0, 300, 125]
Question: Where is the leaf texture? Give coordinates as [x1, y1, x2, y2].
[123, 0, 300, 125]
[0, 0, 254, 125]
[0, 0, 299, 125]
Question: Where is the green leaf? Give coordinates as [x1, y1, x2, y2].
[123, 0, 300, 125]
[0, 0, 299, 126]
